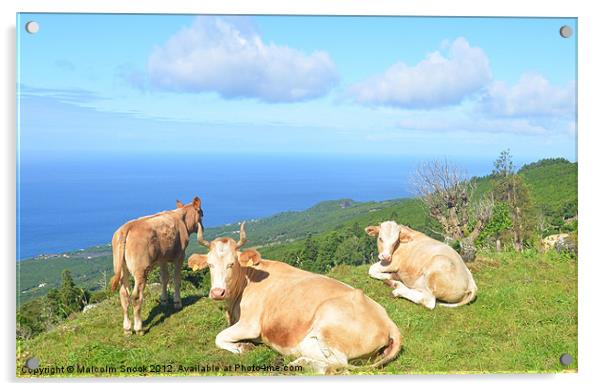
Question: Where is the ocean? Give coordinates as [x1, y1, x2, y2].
[16, 153, 494, 260]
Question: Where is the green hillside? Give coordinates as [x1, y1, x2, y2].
[18, 246, 113, 304]
[203, 198, 403, 244]
[17, 158, 577, 305]
[519, 158, 578, 219]
[17, 249, 577, 376]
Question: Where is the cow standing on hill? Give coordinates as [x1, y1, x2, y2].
[365, 221, 477, 309]
[187, 223, 402, 374]
[110, 196, 203, 335]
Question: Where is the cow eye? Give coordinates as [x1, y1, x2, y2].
[208, 263, 214, 269]
[226, 263, 233, 269]
[378, 237, 383, 242]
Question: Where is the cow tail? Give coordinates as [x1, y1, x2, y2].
[110, 227, 129, 291]
[368, 321, 403, 368]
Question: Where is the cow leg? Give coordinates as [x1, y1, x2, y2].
[131, 272, 147, 335]
[119, 270, 131, 335]
[215, 322, 259, 354]
[173, 256, 183, 309]
[369, 261, 394, 281]
[159, 262, 169, 306]
[390, 279, 436, 310]
[293, 332, 348, 374]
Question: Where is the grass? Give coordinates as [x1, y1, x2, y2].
[17, 249, 577, 377]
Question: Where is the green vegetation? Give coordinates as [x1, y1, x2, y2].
[476, 202, 512, 250]
[487, 150, 538, 251]
[18, 245, 113, 304]
[202, 198, 405, 245]
[17, 250, 577, 376]
[518, 158, 578, 236]
[18, 271, 93, 340]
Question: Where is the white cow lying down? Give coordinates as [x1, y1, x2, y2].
[365, 221, 477, 309]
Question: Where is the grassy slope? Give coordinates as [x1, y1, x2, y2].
[17, 250, 577, 377]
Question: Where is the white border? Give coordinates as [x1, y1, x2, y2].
[2, 1, 600, 390]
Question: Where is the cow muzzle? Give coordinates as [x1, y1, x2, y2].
[378, 253, 392, 262]
[209, 287, 226, 300]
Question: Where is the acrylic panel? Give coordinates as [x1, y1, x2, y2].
[16, 13, 577, 377]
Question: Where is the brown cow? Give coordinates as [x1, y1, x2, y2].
[110, 196, 203, 335]
[187, 223, 402, 374]
[365, 221, 477, 309]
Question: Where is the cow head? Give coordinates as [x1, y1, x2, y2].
[188, 222, 260, 300]
[176, 196, 203, 234]
[365, 221, 413, 263]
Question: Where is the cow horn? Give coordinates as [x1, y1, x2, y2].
[236, 221, 247, 249]
[197, 223, 211, 248]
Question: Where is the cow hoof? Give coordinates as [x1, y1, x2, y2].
[174, 301, 182, 310]
[123, 329, 132, 336]
[423, 298, 436, 310]
[135, 329, 145, 336]
[237, 342, 255, 353]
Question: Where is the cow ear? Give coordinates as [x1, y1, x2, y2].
[399, 226, 413, 243]
[239, 249, 261, 267]
[188, 254, 208, 271]
[365, 225, 380, 237]
[192, 196, 201, 210]
[176, 200, 184, 209]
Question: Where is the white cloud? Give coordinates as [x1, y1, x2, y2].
[479, 73, 576, 117]
[146, 16, 338, 102]
[347, 37, 492, 108]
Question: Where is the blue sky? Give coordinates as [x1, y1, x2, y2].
[17, 14, 577, 161]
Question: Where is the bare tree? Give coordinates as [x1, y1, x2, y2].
[412, 159, 493, 261]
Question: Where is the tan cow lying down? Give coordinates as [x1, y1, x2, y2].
[188, 223, 402, 374]
[110, 197, 203, 335]
[365, 221, 477, 310]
